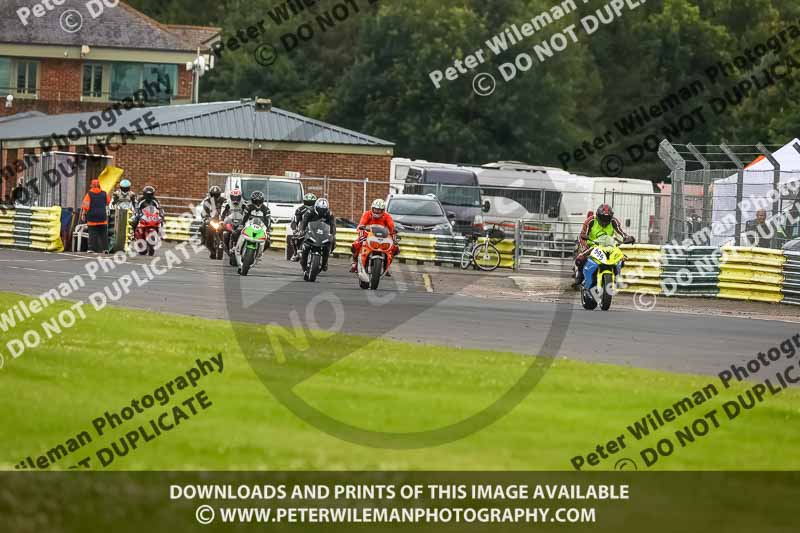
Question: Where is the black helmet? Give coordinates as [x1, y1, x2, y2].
[250, 191, 265, 207]
[142, 185, 155, 200]
[303, 193, 317, 207]
[596, 204, 613, 227]
[209, 185, 222, 199]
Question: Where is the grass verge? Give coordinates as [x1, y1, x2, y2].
[1, 291, 798, 470]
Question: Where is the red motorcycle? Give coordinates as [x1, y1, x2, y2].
[133, 205, 163, 256]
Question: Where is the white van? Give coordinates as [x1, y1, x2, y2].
[475, 162, 656, 243]
[223, 174, 305, 225]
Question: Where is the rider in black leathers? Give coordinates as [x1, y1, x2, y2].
[298, 198, 336, 272]
[290, 193, 317, 261]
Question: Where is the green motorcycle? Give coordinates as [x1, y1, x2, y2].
[235, 216, 269, 276]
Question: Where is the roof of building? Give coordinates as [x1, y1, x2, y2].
[0, 111, 46, 124]
[0, 100, 395, 147]
[166, 25, 222, 49]
[1, 1, 219, 52]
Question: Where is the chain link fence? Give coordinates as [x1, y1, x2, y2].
[659, 140, 800, 248]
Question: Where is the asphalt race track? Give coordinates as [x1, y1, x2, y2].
[1, 247, 797, 376]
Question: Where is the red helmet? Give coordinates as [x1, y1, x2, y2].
[229, 188, 242, 204]
[596, 204, 613, 226]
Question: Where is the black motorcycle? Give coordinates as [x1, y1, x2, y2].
[302, 220, 332, 282]
[206, 217, 225, 260]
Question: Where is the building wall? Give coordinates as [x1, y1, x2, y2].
[0, 58, 194, 118]
[2, 142, 392, 220]
[110, 144, 391, 219]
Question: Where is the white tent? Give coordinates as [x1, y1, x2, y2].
[710, 139, 800, 246]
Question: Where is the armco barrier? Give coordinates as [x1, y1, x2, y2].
[162, 216, 201, 242]
[783, 251, 800, 306]
[618, 245, 792, 304]
[618, 244, 662, 295]
[718, 246, 785, 303]
[0, 206, 63, 252]
[267, 224, 515, 267]
[663, 246, 720, 297]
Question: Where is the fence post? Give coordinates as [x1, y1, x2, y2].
[514, 219, 522, 272]
[657, 140, 686, 243]
[720, 143, 744, 246]
[637, 194, 644, 243]
[687, 143, 711, 242]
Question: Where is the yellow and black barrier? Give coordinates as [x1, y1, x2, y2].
[718, 246, 785, 303]
[269, 224, 516, 267]
[617, 244, 793, 305]
[617, 244, 663, 295]
[0, 206, 63, 252]
[161, 215, 201, 242]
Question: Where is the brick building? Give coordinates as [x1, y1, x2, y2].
[0, 1, 394, 219]
[1, 1, 219, 116]
[0, 100, 395, 219]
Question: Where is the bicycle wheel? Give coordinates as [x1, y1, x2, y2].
[472, 242, 501, 271]
[460, 245, 473, 269]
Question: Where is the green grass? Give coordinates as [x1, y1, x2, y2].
[1, 290, 799, 471]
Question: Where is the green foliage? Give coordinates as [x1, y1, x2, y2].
[129, 0, 800, 180]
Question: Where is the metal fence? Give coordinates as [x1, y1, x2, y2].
[659, 140, 800, 248]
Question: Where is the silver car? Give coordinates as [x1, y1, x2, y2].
[386, 194, 455, 235]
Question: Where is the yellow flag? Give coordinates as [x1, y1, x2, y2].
[97, 166, 124, 192]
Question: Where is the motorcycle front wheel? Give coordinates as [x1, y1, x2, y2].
[240, 247, 255, 276]
[601, 272, 613, 311]
[308, 253, 321, 282]
[369, 256, 383, 290]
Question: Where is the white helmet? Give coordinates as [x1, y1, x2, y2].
[314, 197, 329, 217]
[371, 198, 386, 218]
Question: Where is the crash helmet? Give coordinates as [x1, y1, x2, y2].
[209, 185, 222, 199]
[142, 185, 155, 201]
[371, 198, 386, 219]
[314, 197, 329, 218]
[250, 190, 265, 207]
[120, 179, 131, 193]
[229, 188, 243, 205]
[596, 204, 614, 227]
[303, 193, 317, 207]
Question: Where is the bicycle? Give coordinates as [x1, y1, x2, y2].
[460, 227, 503, 271]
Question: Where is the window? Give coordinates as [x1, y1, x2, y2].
[110, 63, 142, 101]
[0, 58, 10, 94]
[16, 61, 37, 95]
[143, 64, 177, 101]
[388, 199, 445, 217]
[82, 64, 103, 98]
[110, 63, 178, 102]
[481, 188, 562, 215]
[240, 179, 303, 203]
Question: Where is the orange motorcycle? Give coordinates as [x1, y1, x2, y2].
[356, 224, 396, 290]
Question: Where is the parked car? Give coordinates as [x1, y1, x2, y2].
[386, 194, 455, 236]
